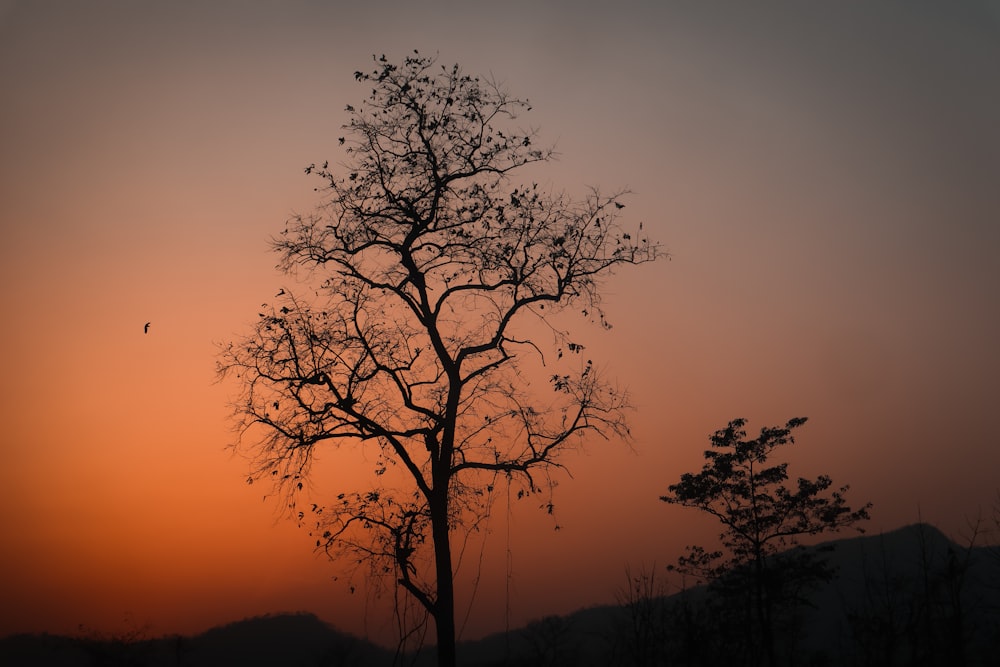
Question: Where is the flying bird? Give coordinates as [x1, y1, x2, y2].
[144, 322, 151, 334]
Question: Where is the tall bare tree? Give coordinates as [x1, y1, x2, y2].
[218, 52, 660, 667]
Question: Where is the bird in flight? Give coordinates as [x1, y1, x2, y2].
[144, 322, 151, 334]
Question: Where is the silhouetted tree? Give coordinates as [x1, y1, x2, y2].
[523, 615, 577, 667]
[218, 52, 660, 667]
[839, 520, 998, 667]
[840, 530, 910, 667]
[612, 563, 671, 666]
[661, 417, 871, 667]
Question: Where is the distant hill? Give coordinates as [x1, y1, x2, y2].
[3, 524, 998, 666]
[0, 612, 393, 667]
[182, 611, 393, 666]
[449, 523, 1000, 666]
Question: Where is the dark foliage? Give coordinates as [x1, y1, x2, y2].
[661, 418, 872, 666]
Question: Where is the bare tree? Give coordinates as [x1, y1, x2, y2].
[613, 563, 671, 667]
[218, 52, 660, 667]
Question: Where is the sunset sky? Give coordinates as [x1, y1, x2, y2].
[2, 0, 998, 645]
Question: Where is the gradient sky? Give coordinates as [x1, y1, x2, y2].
[2, 0, 998, 645]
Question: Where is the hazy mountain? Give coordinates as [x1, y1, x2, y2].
[450, 523, 1000, 666]
[0, 612, 392, 667]
[3, 524, 998, 666]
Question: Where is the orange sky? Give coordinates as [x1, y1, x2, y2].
[1, 0, 998, 645]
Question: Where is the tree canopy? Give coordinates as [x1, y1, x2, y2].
[662, 417, 871, 666]
[663, 418, 870, 573]
[219, 52, 660, 666]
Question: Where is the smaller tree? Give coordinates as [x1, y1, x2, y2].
[613, 563, 671, 667]
[661, 417, 871, 667]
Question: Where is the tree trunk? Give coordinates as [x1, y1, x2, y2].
[430, 486, 456, 667]
[754, 555, 776, 667]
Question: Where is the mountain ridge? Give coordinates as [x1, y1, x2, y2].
[3, 523, 998, 666]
